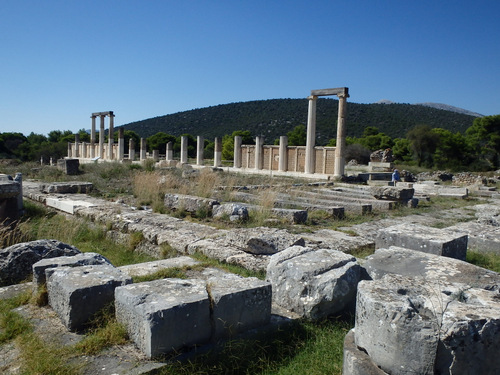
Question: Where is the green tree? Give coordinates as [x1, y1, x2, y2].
[287, 124, 307, 146]
[431, 128, 470, 170]
[465, 115, 500, 169]
[222, 130, 254, 160]
[392, 138, 412, 162]
[147, 132, 176, 153]
[407, 124, 439, 167]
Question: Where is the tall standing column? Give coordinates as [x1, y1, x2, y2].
[180, 136, 188, 164]
[74, 133, 80, 158]
[214, 137, 222, 167]
[140, 138, 147, 161]
[82, 142, 87, 158]
[334, 93, 348, 178]
[90, 116, 96, 158]
[255, 136, 264, 170]
[196, 136, 204, 166]
[99, 115, 105, 158]
[305, 95, 317, 174]
[129, 139, 135, 161]
[166, 142, 173, 161]
[108, 113, 114, 160]
[118, 128, 124, 161]
[233, 136, 242, 168]
[279, 136, 288, 172]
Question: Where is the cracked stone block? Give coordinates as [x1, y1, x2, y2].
[32, 252, 112, 289]
[115, 278, 211, 358]
[266, 246, 361, 319]
[47, 264, 131, 331]
[375, 223, 468, 260]
[343, 329, 388, 375]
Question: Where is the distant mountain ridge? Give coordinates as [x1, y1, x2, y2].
[120, 99, 478, 143]
[375, 99, 483, 117]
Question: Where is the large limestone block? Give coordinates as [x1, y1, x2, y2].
[115, 278, 211, 358]
[225, 227, 305, 255]
[363, 246, 500, 291]
[204, 270, 272, 339]
[355, 274, 500, 375]
[47, 264, 131, 331]
[39, 181, 92, 194]
[343, 329, 388, 375]
[164, 193, 219, 213]
[266, 246, 361, 319]
[212, 203, 249, 221]
[0, 239, 80, 286]
[32, 252, 111, 288]
[118, 256, 199, 278]
[375, 223, 468, 260]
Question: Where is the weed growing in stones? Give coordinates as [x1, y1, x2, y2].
[467, 250, 500, 273]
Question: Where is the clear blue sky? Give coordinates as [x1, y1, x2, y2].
[1, 0, 499, 136]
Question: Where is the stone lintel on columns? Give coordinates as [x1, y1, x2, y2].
[92, 111, 114, 117]
[310, 87, 349, 97]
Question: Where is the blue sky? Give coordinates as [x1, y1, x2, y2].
[1, 0, 499, 136]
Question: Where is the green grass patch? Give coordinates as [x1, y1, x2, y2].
[467, 250, 500, 273]
[191, 252, 266, 280]
[133, 267, 191, 283]
[160, 318, 351, 375]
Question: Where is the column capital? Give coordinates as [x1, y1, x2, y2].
[307, 95, 318, 101]
[337, 93, 350, 99]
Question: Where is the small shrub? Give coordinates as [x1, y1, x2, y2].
[160, 242, 178, 259]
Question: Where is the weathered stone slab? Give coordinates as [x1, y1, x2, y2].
[47, 264, 131, 331]
[266, 246, 361, 319]
[204, 269, 272, 339]
[343, 329, 388, 375]
[45, 197, 97, 214]
[118, 256, 199, 278]
[32, 252, 111, 289]
[224, 227, 305, 255]
[39, 181, 92, 194]
[375, 223, 468, 260]
[370, 186, 414, 201]
[0, 240, 80, 286]
[300, 229, 375, 254]
[270, 208, 307, 224]
[212, 203, 249, 221]
[355, 274, 500, 375]
[412, 183, 468, 198]
[363, 246, 500, 291]
[164, 193, 219, 213]
[115, 278, 211, 358]
[447, 221, 500, 255]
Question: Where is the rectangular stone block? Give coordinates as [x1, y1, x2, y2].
[32, 252, 111, 289]
[47, 264, 131, 331]
[115, 278, 211, 358]
[375, 223, 468, 260]
[205, 271, 272, 339]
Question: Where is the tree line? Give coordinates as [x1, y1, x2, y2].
[1, 114, 499, 172]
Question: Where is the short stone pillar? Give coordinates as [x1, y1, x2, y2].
[152, 150, 159, 162]
[166, 142, 173, 161]
[90, 115, 96, 159]
[67, 143, 72, 158]
[234, 136, 242, 168]
[180, 136, 188, 164]
[129, 139, 135, 161]
[14, 173, 23, 216]
[196, 136, 204, 166]
[99, 115, 105, 159]
[255, 136, 264, 170]
[279, 136, 288, 172]
[81, 142, 87, 158]
[334, 93, 348, 178]
[140, 138, 147, 161]
[305, 95, 317, 174]
[117, 128, 124, 161]
[108, 114, 114, 160]
[74, 134, 80, 158]
[214, 137, 222, 167]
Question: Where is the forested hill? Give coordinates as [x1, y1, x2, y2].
[121, 99, 477, 145]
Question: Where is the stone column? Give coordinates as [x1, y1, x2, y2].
[108, 113, 114, 160]
[67, 142, 72, 158]
[255, 136, 264, 170]
[214, 137, 222, 167]
[118, 128, 124, 161]
[152, 150, 159, 161]
[140, 138, 147, 161]
[129, 139, 135, 161]
[180, 136, 188, 164]
[279, 136, 288, 172]
[334, 93, 348, 178]
[233, 136, 242, 168]
[166, 142, 173, 161]
[74, 133, 80, 158]
[99, 115, 105, 158]
[90, 116, 96, 158]
[305, 95, 317, 174]
[82, 142, 87, 158]
[14, 173, 23, 216]
[196, 136, 204, 166]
